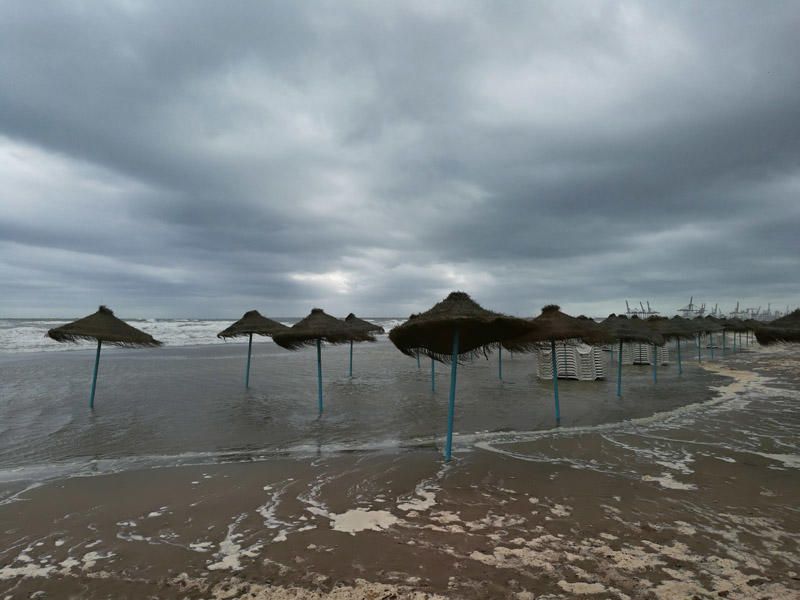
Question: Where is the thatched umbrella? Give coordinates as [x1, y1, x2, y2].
[696, 317, 724, 359]
[272, 308, 375, 413]
[723, 318, 749, 351]
[601, 314, 664, 396]
[503, 306, 613, 421]
[389, 291, 535, 461]
[343, 314, 385, 377]
[47, 306, 162, 408]
[217, 310, 288, 388]
[743, 318, 762, 345]
[754, 310, 800, 345]
[646, 316, 697, 376]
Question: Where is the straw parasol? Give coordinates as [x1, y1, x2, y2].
[502, 305, 613, 422]
[743, 318, 761, 345]
[272, 308, 375, 413]
[389, 291, 535, 461]
[646, 316, 697, 375]
[217, 310, 288, 388]
[343, 313, 385, 334]
[695, 316, 724, 359]
[343, 314, 385, 377]
[602, 314, 664, 396]
[47, 306, 162, 408]
[721, 317, 749, 352]
[754, 309, 800, 345]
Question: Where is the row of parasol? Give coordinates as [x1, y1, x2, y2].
[45, 294, 799, 461]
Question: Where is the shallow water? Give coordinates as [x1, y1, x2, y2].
[0, 338, 720, 486]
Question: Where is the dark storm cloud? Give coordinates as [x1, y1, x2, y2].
[1, 1, 799, 318]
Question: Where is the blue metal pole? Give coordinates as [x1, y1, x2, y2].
[349, 340, 353, 377]
[89, 340, 102, 409]
[550, 339, 560, 422]
[444, 329, 460, 462]
[652, 344, 657, 383]
[677, 338, 682, 375]
[316, 338, 323, 414]
[617, 339, 623, 397]
[245, 333, 253, 388]
[431, 357, 435, 393]
[498, 346, 503, 380]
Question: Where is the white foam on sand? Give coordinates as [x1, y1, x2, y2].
[753, 453, 800, 469]
[397, 488, 436, 512]
[330, 509, 399, 535]
[207, 516, 263, 571]
[642, 473, 697, 490]
[189, 541, 214, 553]
[557, 580, 607, 594]
[172, 574, 448, 599]
[81, 551, 114, 569]
[256, 479, 294, 542]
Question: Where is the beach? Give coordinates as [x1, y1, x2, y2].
[1, 338, 798, 598]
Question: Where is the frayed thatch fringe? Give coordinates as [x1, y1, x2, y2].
[273, 308, 374, 350]
[47, 305, 162, 348]
[343, 313, 385, 334]
[389, 292, 534, 364]
[217, 310, 287, 338]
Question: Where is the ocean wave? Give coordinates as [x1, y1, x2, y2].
[0, 317, 402, 353]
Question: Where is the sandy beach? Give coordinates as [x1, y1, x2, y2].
[1, 341, 798, 598]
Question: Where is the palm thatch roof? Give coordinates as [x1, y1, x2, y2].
[645, 316, 697, 340]
[768, 309, 800, 328]
[743, 318, 763, 331]
[389, 291, 534, 363]
[754, 309, 800, 345]
[217, 310, 288, 339]
[601, 314, 665, 345]
[272, 308, 375, 350]
[722, 317, 749, 333]
[503, 306, 613, 351]
[47, 306, 162, 347]
[343, 313, 385, 334]
[693, 316, 724, 333]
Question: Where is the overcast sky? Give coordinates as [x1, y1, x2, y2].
[1, 1, 799, 319]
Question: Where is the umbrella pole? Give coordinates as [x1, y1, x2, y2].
[550, 339, 560, 422]
[444, 329, 460, 462]
[710, 333, 715, 360]
[617, 340, 623, 397]
[697, 334, 701, 363]
[498, 346, 503, 380]
[733, 331, 737, 352]
[317, 339, 323, 414]
[431, 357, 435, 393]
[652, 344, 657, 383]
[677, 338, 682, 375]
[417, 351, 420, 369]
[349, 340, 353, 377]
[245, 333, 253, 388]
[722, 331, 726, 356]
[89, 340, 102, 409]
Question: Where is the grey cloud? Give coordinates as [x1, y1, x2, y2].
[1, 1, 798, 318]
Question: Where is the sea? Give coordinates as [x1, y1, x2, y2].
[0, 317, 798, 597]
[0, 317, 406, 354]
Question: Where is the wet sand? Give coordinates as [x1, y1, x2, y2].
[1, 346, 799, 598]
